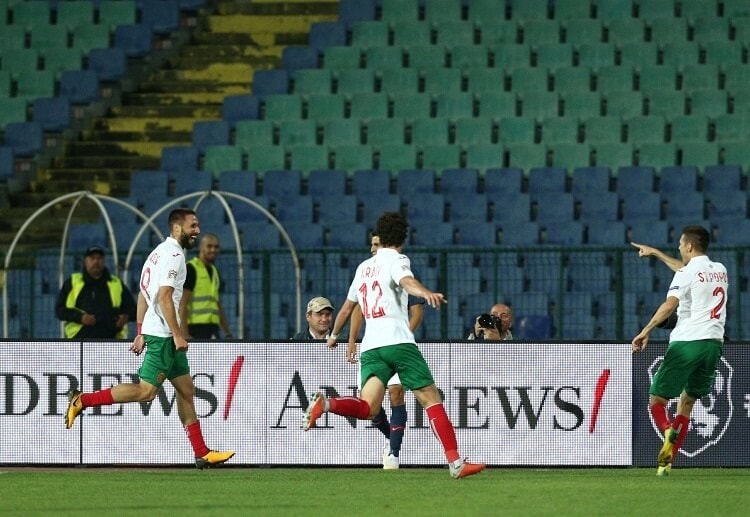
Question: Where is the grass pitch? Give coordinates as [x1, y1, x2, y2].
[1, 467, 748, 516]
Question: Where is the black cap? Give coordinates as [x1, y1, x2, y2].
[85, 245, 105, 257]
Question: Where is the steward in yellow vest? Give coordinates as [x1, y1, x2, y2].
[55, 246, 137, 339]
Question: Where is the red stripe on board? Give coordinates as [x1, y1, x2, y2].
[223, 355, 245, 420]
[589, 368, 611, 433]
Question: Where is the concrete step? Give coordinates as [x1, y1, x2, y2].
[94, 117, 201, 132]
[216, 0, 339, 15]
[110, 105, 222, 118]
[207, 14, 336, 34]
[81, 129, 192, 142]
[147, 62, 258, 83]
[136, 79, 251, 94]
[121, 90, 248, 106]
[178, 44, 285, 60]
[63, 141, 175, 158]
[53, 155, 162, 169]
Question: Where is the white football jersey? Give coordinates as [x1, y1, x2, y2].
[667, 255, 728, 342]
[347, 247, 415, 353]
[139, 237, 187, 337]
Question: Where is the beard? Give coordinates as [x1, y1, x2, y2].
[180, 230, 196, 250]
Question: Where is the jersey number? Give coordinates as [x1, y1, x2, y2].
[359, 281, 385, 319]
[710, 286, 726, 320]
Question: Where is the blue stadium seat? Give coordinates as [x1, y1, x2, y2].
[68, 223, 107, 252]
[440, 168, 480, 194]
[447, 193, 489, 222]
[405, 193, 446, 223]
[3, 122, 43, 156]
[578, 191, 619, 222]
[410, 221, 454, 246]
[663, 191, 704, 220]
[317, 195, 358, 225]
[284, 222, 324, 248]
[492, 191, 531, 224]
[281, 46, 319, 71]
[275, 197, 313, 223]
[498, 221, 539, 246]
[192, 120, 230, 153]
[59, 70, 99, 104]
[485, 167, 523, 196]
[308, 169, 347, 200]
[396, 168, 436, 197]
[252, 70, 289, 96]
[114, 24, 153, 57]
[0, 146, 14, 180]
[542, 221, 584, 245]
[32, 97, 70, 132]
[706, 190, 746, 221]
[513, 314, 552, 339]
[88, 48, 126, 81]
[712, 218, 750, 245]
[230, 195, 270, 224]
[309, 21, 347, 50]
[628, 220, 669, 247]
[534, 192, 575, 224]
[658, 165, 698, 196]
[703, 165, 742, 195]
[161, 146, 198, 173]
[571, 166, 611, 197]
[263, 169, 303, 202]
[352, 169, 391, 198]
[141, 0, 180, 34]
[361, 193, 400, 226]
[528, 167, 568, 195]
[173, 169, 212, 198]
[616, 165, 655, 195]
[222, 94, 260, 124]
[621, 191, 662, 222]
[454, 221, 497, 246]
[326, 222, 368, 247]
[586, 220, 627, 246]
[218, 170, 257, 198]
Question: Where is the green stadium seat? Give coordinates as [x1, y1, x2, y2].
[422, 68, 462, 93]
[464, 143, 504, 171]
[392, 20, 432, 47]
[555, 0, 593, 20]
[626, 115, 666, 144]
[722, 0, 750, 18]
[724, 66, 750, 95]
[549, 143, 591, 170]
[278, 119, 317, 147]
[636, 64, 677, 95]
[563, 19, 603, 45]
[293, 69, 332, 94]
[583, 116, 623, 143]
[350, 21, 389, 49]
[381, 0, 418, 21]
[680, 142, 719, 168]
[365, 47, 405, 71]
[732, 89, 750, 114]
[15, 70, 55, 100]
[420, 143, 461, 170]
[594, 0, 634, 22]
[376, 144, 416, 170]
[605, 17, 643, 43]
[98, 0, 137, 31]
[0, 69, 10, 97]
[466, 68, 506, 94]
[246, 144, 285, 172]
[56, 1, 95, 30]
[365, 118, 405, 146]
[536, 43, 573, 70]
[604, 91, 644, 117]
[12, 1, 51, 28]
[411, 118, 449, 145]
[424, 0, 463, 23]
[714, 113, 750, 143]
[203, 145, 244, 177]
[478, 91, 517, 119]
[637, 142, 677, 168]
[733, 17, 750, 44]
[511, 0, 550, 21]
[519, 91, 559, 119]
[42, 48, 83, 74]
[378, 67, 417, 94]
[541, 117, 579, 144]
[638, 0, 676, 20]
[592, 142, 634, 168]
[688, 89, 727, 117]
[647, 17, 688, 44]
[263, 94, 302, 120]
[690, 17, 729, 43]
[681, 64, 719, 93]
[0, 25, 25, 51]
[680, 0, 718, 19]
[669, 114, 708, 143]
[392, 93, 431, 120]
[553, 66, 592, 93]
[577, 42, 616, 68]
[722, 142, 750, 170]
[498, 116, 535, 144]
[453, 117, 494, 145]
[407, 45, 448, 70]
[289, 145, 330, 173]
[661, 42, 699, 67]
[492, 43, 531, 69]
[235, 120, 274, 147]
[435, 92, 475, 120]
[506, 142, 546, 170]
[469, 0, 510, 22]
[449, 44, 489, 70]
[647, 90, 685, 117]
[595, 65, 634, 94]
[478, 20, 518, 46]
[704, 41, 743, 66]
[349, 92, 389, 120]
[1, 48, 40, 74]
[336, 69, 375, 94]
[306, 93, 345, 122]
[619, 42, 658, 66]
[71, 25, 110, 53]
[331, 144, 373, 170]
[0, 97, 26, 129]
[561, 91, 602, 118]
[323, 46, 361, 69]
[520, 19, 561, 45]
[322, 119, 361, 146]
[29, 24, 69, 50]
[435, 21, 476, 46]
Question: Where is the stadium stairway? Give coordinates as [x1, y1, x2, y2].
[1, 0, 338, 256]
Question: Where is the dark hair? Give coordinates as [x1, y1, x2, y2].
[375, 212, 408, 248]
[682, 225, 709, 252]
[168, 208, 196, 229]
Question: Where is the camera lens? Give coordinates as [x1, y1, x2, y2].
[478, 314, 495, 329]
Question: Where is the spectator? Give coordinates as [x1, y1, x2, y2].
[181, 233, 233, 339]
[291, 296, 334, 340]
[55, 245, 137, 339]
[466, 303, 513, 340]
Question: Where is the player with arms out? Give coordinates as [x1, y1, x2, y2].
[631, 225, 728, 476]
[304, 212, 485, 479]
[347, 233, 424, 469]
[64, 209, 235, 469]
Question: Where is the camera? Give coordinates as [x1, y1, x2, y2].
[477, 313, 501, 330]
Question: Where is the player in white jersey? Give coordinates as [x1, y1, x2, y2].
[632, 225, 728, 476]
[64, 209, 234, 469]
[302, 212, 485, 479]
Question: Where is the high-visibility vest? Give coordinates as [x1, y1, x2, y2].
[187, 257, 221, 325]
[65, 273, 125, 338]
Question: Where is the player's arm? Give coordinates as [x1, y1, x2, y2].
[130, 292, 148, 355]
[346, 304, 364, 363]
[327, 298, 358, 350]
[408, 302, 424, 332]
[632, 296, 679, 352]
[399, 276, 446, 309]
[158, 285, 188, 350]
[631, 242, 684, 272]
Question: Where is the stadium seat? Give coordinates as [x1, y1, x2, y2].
[278, 120, 317, 147]
[491, 191, 531, 224]
[628, 220, 669, 247]
[275, 197, 313, 224]
[595, 65, 634, 95]
[542, 220, 584, 245]
[376, 144, 416, 171]
[0, 146, 14, 180]
[621, 191, 662, 222]
[604, 91, 644, 118]
[218, 170, 257, 198]
[336, 69, 375, 95]
[577, 42, 616, 68]
[326, 222, 368, 248]
[351, 21, 389, 49]
[680, 142, 719, 169]
[252, 70, 289, 96]
[605, 17, 643, 43]
[316, 195, 358, 225]
[706, 189, 746, 220]
[222, 94, 260, 124]
[670, 114, 708, 143]
[3, 122, 43, 156]
[71, 24, 110, 53]
[637, 142, 677, 169]
[322, 119, 361, 147]
[534, 192, 575, 224]
[703, 165, 742, 195]
[583, 116, 622, 144]
[338, 0, 376, 26]
[419, 144, 461, 171]
[513, 314, 552, 339]
[193, 120, 230, 152]
[392, 93, 431, 120]
[586, 220, 627, 245]
[323, 46, 361, 70]
[365, 118, 405, 146]
[405, 193, 446, 223]
[529, 167, 568, 195]
[541, 117, 578, 144]
[88, 48, 126, 81]
[572, 166, 612, 196]
[114, 24, 153, 58]
[440, 168, 480, 195]
[288, 145, 330, 174]
[485, 167, 523, 196]
[637, 65, 677, 95]
[263, 94, 302, 121]
[454, 221, 497, 246]
[626, 115, 666, 144]
[174, 169, 212, 197]
[410, 221, 454, 246]
[306, 93, 346, 122]
[447, 193, 489, 223]
[331, 144, 374, 171]
[453, 118, 494, 146]
[658, 165, 698, 196]
[263, 169, 302, 202]
[308, 21, 346, 50]
[397, 168, 437, 197]
[648, 17, 688, 45]
[450, 44, 489, 70]
[663, 191, 705, 220]
[360, 193, 400, 225]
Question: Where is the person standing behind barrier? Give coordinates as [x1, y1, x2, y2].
[55, 245, 137, 339]
[304, 211, 485, 479]
[466, 303, 513, 341]
[64, 209, 235, 469]
[631, 225, 728, 477]
[348, 233, 425, 469]
[181, 233, 233, 339]
[291, 296, 334, 340]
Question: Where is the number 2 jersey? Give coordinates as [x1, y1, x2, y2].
[347, 247, 415, 353]
[667, 255, 728, 342]
[139, 236, 187, 338]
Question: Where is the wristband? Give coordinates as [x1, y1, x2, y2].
[136, 323, 142, 335]
[328, 334, 338, 340]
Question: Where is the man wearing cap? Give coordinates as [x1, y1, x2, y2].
[55, 245, 137, 339]
[291, 296, 334, 340]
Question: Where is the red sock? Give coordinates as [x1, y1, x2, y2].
[425, 403, 460, 463]
[185, 421, 210, 457]
[328, 397, 370, 419]
[672, 415, 690, 461]
[81, 388, 114, 408]
[649, 402, 671, 432]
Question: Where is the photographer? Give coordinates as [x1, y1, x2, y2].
[467, 303, 513, 341]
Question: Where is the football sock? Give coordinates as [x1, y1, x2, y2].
[185, 421, 211, 457]
[328, 397, 371, 420]
[372, 407, 391, 438]
[672, 415, 690, 460]
[649, 402, 671, 432]
[425, 403, 460, 463]
[81, 388, 114, 408]
[389, 404, 407, 457]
